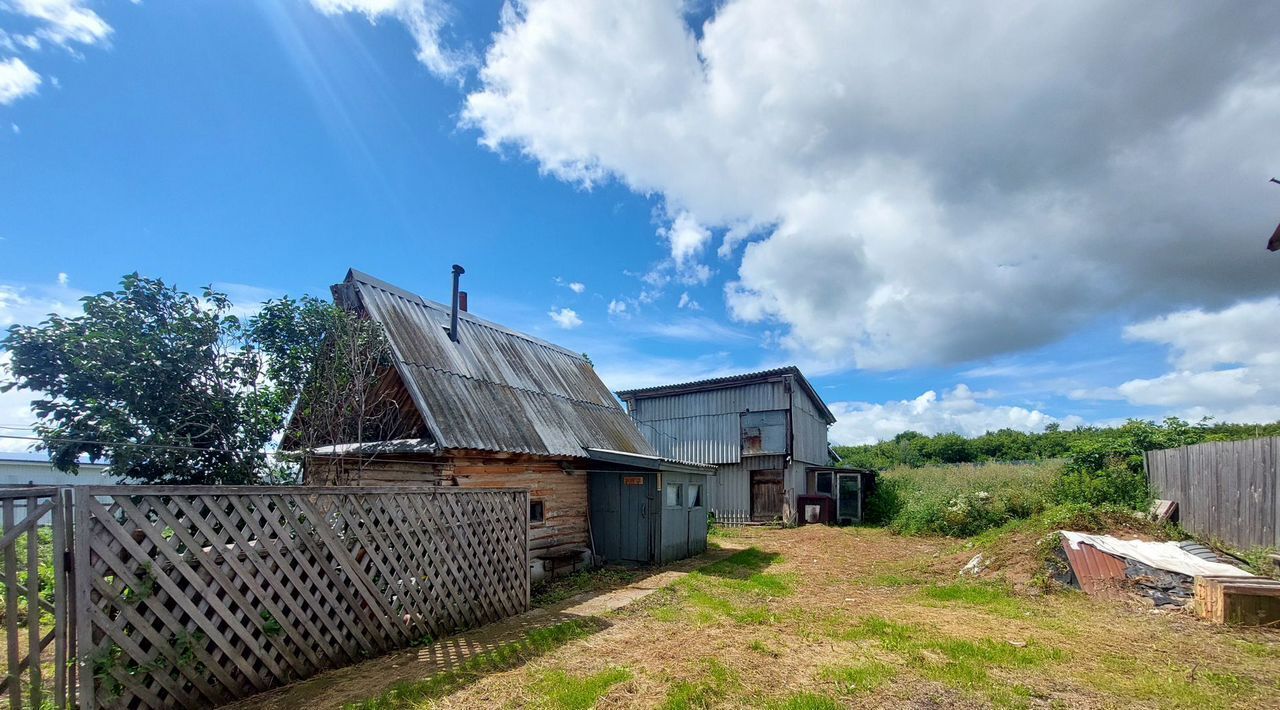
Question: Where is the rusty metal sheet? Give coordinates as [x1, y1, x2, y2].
[1061, 539, 1130, 600]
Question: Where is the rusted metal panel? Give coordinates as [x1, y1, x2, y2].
[346, 270, 655, 458]
[1061, 539, 1129, 600]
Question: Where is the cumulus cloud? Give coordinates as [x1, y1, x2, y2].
[463, 0, 1280, 371]
[307, 0, 467, 80]
[677, 291, 700, 310]
[1072, 298, 1280, 423]
[548, 306, 582, 329]
[7, 0, 112, 49]
[0, 57, 40, 105]
[829, 384, 1079, 445]
[607, 299, 628, 317]
[554, 277, 586, 293]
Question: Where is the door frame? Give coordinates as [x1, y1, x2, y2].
[749, 469, 785, 522]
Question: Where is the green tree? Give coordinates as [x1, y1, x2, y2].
[1, 274, 283, 483]
[250, 296, 420, 483]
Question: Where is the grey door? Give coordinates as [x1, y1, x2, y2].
[618, 474, 653, 562]
[686, 480, 707, 555]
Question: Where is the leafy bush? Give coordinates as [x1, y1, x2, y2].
[1050, 418, 1210, 508]
[866, 461, 1060, 537]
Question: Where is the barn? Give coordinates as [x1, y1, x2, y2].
[617, 367, 873, 524]
[296, 269, 713, 580]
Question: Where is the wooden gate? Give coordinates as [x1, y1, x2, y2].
[0, 488, 74, 709]
[750, 470, 784, 521]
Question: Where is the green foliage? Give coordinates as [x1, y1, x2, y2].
[1, 273, 398, 485]
[834, 418, 1280, 472]
[530, 666, 632, 709]
[853, 417, 1280, 530]
[1049, 417, 1210, 508]
[661, 659, 739, 709]
[1, 274, 286, 483]
[866, 461, 1060, 536]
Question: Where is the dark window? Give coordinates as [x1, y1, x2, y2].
[530, 500, 545, 523]
[741, 410, 788, 455]
[816, 471, 834, 496]
[688, 483, 703, 508]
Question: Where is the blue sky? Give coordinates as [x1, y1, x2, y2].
[2, 1, 1278, 447]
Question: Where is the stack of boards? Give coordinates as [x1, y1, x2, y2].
[1194, 575, 1280, 626]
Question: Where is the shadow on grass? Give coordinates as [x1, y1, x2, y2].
[344, 614, 610, 710]
[697, 548, 782, 581]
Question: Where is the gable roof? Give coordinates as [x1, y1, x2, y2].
[615, 365, 837, 425]
[340, 269, 656, 458]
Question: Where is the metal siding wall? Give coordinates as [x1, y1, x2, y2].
[630, 382, 789, 464]
[790, 392, 831, 465]
[707, 455, 787, 514]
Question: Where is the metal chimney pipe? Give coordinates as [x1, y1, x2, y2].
[450, 264, 465, 343]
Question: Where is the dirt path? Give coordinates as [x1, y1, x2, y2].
[225, 540, 748, 709]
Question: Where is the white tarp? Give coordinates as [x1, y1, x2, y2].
[1060, 531, 1253, 579]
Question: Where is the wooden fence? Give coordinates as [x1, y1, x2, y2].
[1146, 437, 1278, 550]
[0, 488, 74, 709]
[3, 485, 529, 709]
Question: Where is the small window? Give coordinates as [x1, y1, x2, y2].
[687, 483, 703, 508]
[665, 483, 682, 507]
[741, 410, 788, 455]
[530, 500, 545, 523]
[816, 471, 834, 496]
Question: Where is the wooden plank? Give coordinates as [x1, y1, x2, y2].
[25, 496, 41, 709]
[51, 490, 67, 710]
[4, 498, 20, 710]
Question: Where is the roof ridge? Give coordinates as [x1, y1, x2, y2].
[346, 269, 587, 362]
[615, 365, 836, 424]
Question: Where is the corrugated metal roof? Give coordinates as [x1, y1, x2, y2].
[346, 270, 656, 458]
[1060, 539, 1129, 600]
[616, 366, 837, 424]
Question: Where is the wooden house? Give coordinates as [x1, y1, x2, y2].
[296, 269, 713, 580]
[618, 367, 872, 524]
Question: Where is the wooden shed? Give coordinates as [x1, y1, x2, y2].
[585, 449, 713, 565]
[295, 269, 713, 580]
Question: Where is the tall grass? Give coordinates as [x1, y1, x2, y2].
[866, 461, 1061, 537]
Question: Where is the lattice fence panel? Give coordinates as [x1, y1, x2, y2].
[73, 486, 528, 709]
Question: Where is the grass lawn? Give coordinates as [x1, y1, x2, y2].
[360, 525, 1280, 709]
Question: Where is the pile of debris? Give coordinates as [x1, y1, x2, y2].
[1051, 531, 1280, 626]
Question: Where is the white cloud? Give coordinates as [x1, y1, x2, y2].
[56, 272, 68, 286]
[307, 0, 467, 80]
[628, 315, 749, 343]
[0, 57, 40, 105]
[607, 299, 628, 317]
[0, 278, 91, 452]
[829, 384, 1080, 445]
[463, 0, 1280, 371]
[8, 0, 112, 48]
[677, 291, 700, 310]
[1072, 298, 1280, 423]
[548, 306, 582, 329]
[553, 276, 585, 293]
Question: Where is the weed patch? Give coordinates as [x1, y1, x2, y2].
[917, 581, 1029, 617]
[818, 660, 897, 695]
[531, 567, 642, 608]
[529, 666, 632, 710]
[347, 619, 604, 709]
[766, 692, 840, 709]
[661, 659, 738, 709]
